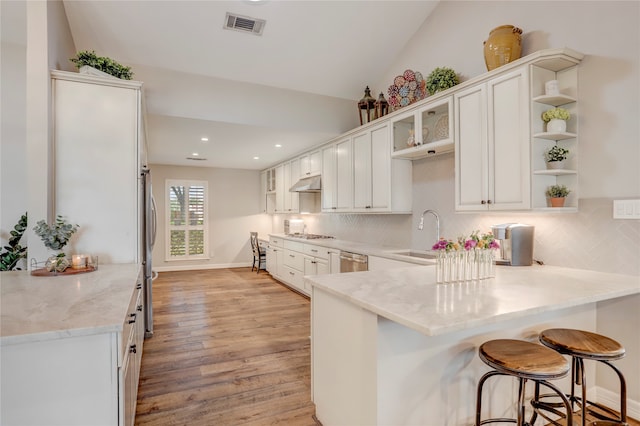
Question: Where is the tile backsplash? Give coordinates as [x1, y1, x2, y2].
[272, 154, 640, 276]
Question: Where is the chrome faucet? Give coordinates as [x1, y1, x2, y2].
[418, 209, 440, 241]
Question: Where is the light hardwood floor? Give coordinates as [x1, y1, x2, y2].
[135, 268, 317, 425]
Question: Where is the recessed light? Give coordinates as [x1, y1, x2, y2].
[192, 152, 199, 156]
[253, 156, 260, 160]
[275, 144, 282, 148]
[201, 137, 209, 142]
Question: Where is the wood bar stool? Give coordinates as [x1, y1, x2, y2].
[476, 339, 572, 426]
[537, 328, 627, 426]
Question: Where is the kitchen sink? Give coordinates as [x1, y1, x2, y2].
[389, 250, 438, 260]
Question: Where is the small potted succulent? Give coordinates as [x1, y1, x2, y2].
[425, 67, 459, 95]
[545, 184, 571, 208]
[544, 145, 570, 169]
[33, 215, 79, 272]
[541, 107, 570, 133]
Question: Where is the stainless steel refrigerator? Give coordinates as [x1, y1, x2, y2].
[141, 167, 157, 338]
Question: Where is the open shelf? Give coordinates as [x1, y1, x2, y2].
[533, 169, 577, 176]
[532, 93, 576, 106]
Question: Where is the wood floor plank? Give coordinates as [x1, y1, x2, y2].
[135, 268, 317, 425]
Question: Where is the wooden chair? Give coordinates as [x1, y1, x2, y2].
[475, 339, 572, 426]
[535, 328, 627, 426]
[250, 232, 266, 274]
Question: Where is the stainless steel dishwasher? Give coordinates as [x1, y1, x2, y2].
[339, 251, 368, 272]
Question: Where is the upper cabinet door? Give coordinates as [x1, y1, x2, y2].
[455, 84, 488, 211]
[488, 68, 530, 210]
[353, 131, 372, 210]
[455, 68, 530, 211]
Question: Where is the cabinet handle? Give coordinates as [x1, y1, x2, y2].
[129, 344, 137, 354]
[311, 249, 318, 253]
[137, 304, 143, 312]
[289, 254, 295, 258]
[289, 271, 295, 275]
[332, 207, 337, 210]
[128, 313, 136, 324]
[312, 261, 317, 264]
[136, 283, 142, 289]
[487, 200, 492, 204]
[366, 206, 371, 209]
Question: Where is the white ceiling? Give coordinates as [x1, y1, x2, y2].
[62, 0, 438, 170]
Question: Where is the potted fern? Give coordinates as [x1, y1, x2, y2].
[542, 107, 570, 133]
[544, 145, 570, 169]
[545, 184, 571, 207]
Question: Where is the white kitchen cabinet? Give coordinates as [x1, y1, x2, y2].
[353, 123, 412, 213]
[274, 164, 285, 213]
[455, 68, 531, 211]
[390, 96, 454, 159]
[267, 236, 284, 278]
[283, 159, 300, 213]
[52, 70, 143, 263]
[260, 171, 267, 213]
[299, 149, 322, 178]
[321, 138, 353, 212]
[0, 265, 142, 426]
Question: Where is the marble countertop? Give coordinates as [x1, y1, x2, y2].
[305, 264, 640, 336]
[268, 233, 434, 265]
[1, 264, 141, 345]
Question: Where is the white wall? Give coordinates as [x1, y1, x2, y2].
[150, 164, 271, 271]
[2, 0, 75, 264]
[1, 0, 27, 251]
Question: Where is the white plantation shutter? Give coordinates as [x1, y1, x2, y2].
[166, 180, 209, 260]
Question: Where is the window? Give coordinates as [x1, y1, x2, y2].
[166, 180, 209, 260]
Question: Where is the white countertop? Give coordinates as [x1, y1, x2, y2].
[0, 263, 141, 345]
[268, 233, 435, 265]
[305, 264, 640, 336]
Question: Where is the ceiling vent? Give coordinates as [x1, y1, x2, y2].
[224, 12, 265, 36]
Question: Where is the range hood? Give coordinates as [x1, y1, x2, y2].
[289, 175, 321, 192]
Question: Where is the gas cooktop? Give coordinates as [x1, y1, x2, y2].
[286, 233, 334, 240]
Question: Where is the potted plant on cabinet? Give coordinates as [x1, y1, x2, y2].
[544, 145, 570, 169]
[33, 215, 79, 272]
[70, 50, 134, 80]
[542, 107, 570, 133]
[545, 184, 571, 207]
[425, 67, 459, 95]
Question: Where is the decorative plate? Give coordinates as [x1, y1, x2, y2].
[434, 115, 449, 140]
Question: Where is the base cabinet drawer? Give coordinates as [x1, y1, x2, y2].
[283, 249, 305, 271]
[282, 265, 306, 294]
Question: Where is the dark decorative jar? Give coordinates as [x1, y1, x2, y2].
[483, 25, 523, 71]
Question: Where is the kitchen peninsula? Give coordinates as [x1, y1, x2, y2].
[0, 264, 143, 426]
[307, 265, 640, 425]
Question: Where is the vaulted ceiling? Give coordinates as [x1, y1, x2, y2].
[62, 1, 439, 169]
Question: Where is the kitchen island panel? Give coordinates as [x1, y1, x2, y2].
[313, 286, 595, 425]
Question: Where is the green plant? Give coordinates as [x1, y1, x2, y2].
[545, 146, 570, 162]
[425, 67, 459, 95]
[70, 50, 134, 80]
[33, 215, 79, 252]
[545, 184, 571, 198]
[541, 107, 570, 122]
[0, 213, 28, 271]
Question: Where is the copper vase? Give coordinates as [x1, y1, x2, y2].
[483, 25, 523, 71]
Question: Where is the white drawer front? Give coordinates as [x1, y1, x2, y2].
[283, 240, 304, 252]
[283, 249, 304, 271]
[269, 237, 283, 248]
[303, 244, 330, 260]
[282, 265, 307, 294]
